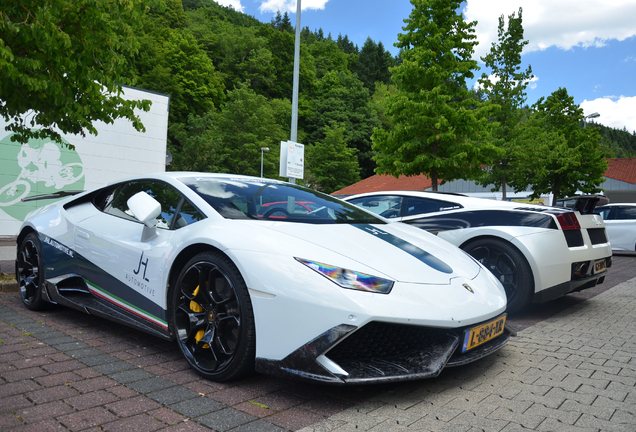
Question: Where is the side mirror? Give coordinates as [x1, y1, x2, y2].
[127, 192, 161, 228]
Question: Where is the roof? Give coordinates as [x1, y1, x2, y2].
[332, 174, 436, 195]
[604, 158, 636, 184]
[333, 158, 636, 195]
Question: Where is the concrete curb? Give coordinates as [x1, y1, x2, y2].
[0, 281, 18, 292]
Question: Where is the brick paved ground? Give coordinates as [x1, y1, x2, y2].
[1, 252, 635, 431]
[298, 263, 636, 431]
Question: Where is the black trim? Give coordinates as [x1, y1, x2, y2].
[563, 230, 584, 247]
[403, 210, 558, 233]
[588, 228, 608, 245]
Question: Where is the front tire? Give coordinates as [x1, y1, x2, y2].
[170, 251, 255, 381]
[17, 232, 48, 311]
[463, 238, 534, 314]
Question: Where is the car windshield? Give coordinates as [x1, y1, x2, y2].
[180, 176, 384, 224]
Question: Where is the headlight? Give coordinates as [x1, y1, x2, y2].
[295, 258, 394, 294]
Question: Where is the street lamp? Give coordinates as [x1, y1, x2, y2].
[260, 147, 269, 177]
[583, 112, 600, 128]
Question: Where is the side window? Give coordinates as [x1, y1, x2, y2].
[402, 197, 462, 217]
[615, 207, 636, 220]
[173, 200, 205, 229]
[103, 180, 183, 230]
[348, 196, 403, 218]
[596, 207, 613, 220]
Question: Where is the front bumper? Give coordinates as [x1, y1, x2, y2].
[255, 319, 510, 385]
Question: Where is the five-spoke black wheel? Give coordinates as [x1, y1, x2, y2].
[463, 238, 533, 314]
[17, 232, 48, 311]
[171, 252, 255, 381]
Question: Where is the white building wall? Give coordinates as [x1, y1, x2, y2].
[0, 87, 170, 239]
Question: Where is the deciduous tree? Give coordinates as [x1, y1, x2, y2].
[476, 8, 533, 199]
[516, 88, 607, 203]
[0, 0, 162, 144]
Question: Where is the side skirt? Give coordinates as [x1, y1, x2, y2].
[45, 274, 172, 341]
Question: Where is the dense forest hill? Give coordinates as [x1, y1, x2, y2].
[123, 0, 634, 193]
[122, 0, 397, 191]
[592, 122, 636, 158]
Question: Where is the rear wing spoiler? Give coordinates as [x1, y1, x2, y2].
[563, 194, 609, 215]
[21, 190, 84, 203]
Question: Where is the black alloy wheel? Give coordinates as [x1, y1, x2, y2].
[171, 251, 255, 381]
[17, 232, 48, 311]
[463, 238, 534, 314]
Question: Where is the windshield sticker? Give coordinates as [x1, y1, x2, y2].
[354, 225, 453, 274]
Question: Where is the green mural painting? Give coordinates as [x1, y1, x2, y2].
[0, 133, 85, 221]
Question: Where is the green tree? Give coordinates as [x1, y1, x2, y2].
[131, 28, 224, 128]
[476, 8, 533, 199]
[372, 0, 495, 190]
[173, 83, 288, 177]
[304, 70, 379, 178]
[305, 123, 361, 193]
[356, 38, 393, 90]
[517, 88, 607, 203]
[0, 0, 162, 144]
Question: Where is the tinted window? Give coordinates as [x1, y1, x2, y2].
[402, 197, 462, 217]
[180, 176, 383, 224]
[173, 200, 205, 229]
[102, 180, 183, 229]
[348, 196, 403, 218]
[596, 207, 613, 220]
[616, 207, 636, 220]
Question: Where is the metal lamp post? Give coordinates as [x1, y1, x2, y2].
[260, 147, 269, 178]
[583, 112, 600, 128]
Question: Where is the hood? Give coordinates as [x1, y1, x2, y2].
[264, 222, 481, 285]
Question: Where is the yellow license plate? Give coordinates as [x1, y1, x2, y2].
[594, 259, 607, 274]
[462, 314, 506, 353]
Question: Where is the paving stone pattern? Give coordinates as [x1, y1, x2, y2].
[298, 277, 636, 431]
[0, 294, 373, 431]
[2, 252, 636, 431]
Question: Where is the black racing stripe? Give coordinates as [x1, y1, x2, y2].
[403, 210, 557, 233]
[354, 224, 453, 274]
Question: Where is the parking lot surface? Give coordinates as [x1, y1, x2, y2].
[1, 249, 635, 431]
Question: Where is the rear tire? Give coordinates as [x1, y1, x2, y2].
[17, 233, 48, 311]
[463, 238, 534, 314]
[170, 251, 255, 381]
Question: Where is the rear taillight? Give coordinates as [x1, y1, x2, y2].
[555, 212, 581, 230]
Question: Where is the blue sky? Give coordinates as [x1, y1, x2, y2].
[216, 0, 636, 134]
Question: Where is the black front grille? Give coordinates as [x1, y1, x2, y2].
[564, 230, 584, 247]
[588, 228, 608, 245]
[326, 321, 446, 362]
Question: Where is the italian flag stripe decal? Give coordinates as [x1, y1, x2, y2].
[85, 279, 168, 330]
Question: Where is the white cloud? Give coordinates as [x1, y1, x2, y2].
[473, 74, 539, 91]
[214, 0, 244, 12]
[581, 96, 636, 133]
[259, 0, 329, 14]
[464, 0, 636, 59]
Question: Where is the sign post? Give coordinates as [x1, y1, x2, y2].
[279, 141, 304, 180]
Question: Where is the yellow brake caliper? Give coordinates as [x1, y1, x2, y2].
[190, 286, 210, 348]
